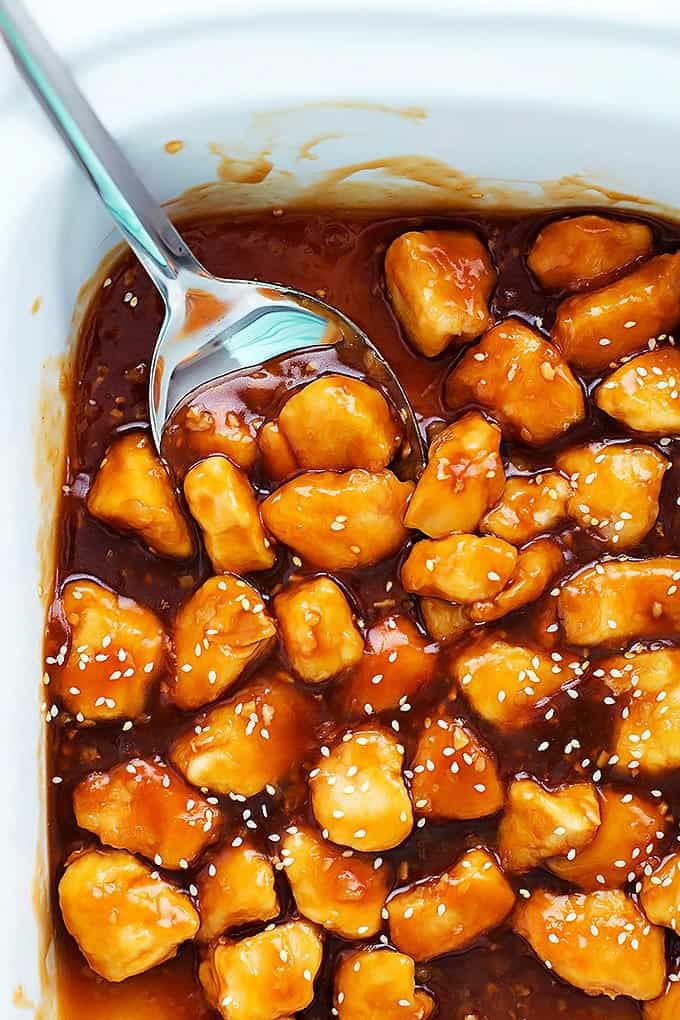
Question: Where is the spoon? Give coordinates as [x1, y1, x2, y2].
[0, 1, 424, 482]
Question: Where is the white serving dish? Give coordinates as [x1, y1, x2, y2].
[3, 3, 680, 1013]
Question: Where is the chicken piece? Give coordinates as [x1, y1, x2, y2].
[53, 579, 165, 722]
[419, 598, 473, 643]
[258, 421, 299, 482]
[171, 673, 317, 797]
[558, 557, 680, 646]
[644, 983, 680, 1020]
[384, 229, 496, 357]
[641, 854, 680, 932]
[87, 431, 194, 558]
[595, 347, 680, 435]
[167, 403, 258, 473]
[196, 840, 279, 942]
[338, 614, 437, 717]
[73, 756, 222, 869]
[556, 442, 667, 550]
[310, 728, 413, 851]
[527, 214, 653, 291]
[600, 648, 680, 774]
[334, 949, 433, 1020]
[58, 848, 199, 983]
[548, 786, 668, 890]
[184, 455, 275, 574]
[198, 920, 323, 1020]
[552, 252, 680, 373]
[469, 537, 565, 623]
[282, 825, 390, 938]
[444, 319, 585, 445]
[480, 471, 572, 545]
[261, 469, 413, 570]
[172, 575, 276, 710]
[450, 630, 574, 729]
[404, 412, 504, 538]
[387, 848, 515, 962]
[514, 888, 666, 1000]
[401, 534, 517, 603]
[274, 576, 363, 683]
[498, 779, 600, 873]
[261, 374, 401, 476]
[410, 712, 504, 820]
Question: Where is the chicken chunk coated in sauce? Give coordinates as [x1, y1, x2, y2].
[468, 536, 565, 623]
[480, 470, 572, 545]
[595, 346, 680, 434]
[334, 948, 433, 1020]
[195, 839, 279, 942]
[401, 533, 517, 603]
[641, 853, 680, 932]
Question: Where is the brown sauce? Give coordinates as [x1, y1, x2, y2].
[46, 207, 680, 1018]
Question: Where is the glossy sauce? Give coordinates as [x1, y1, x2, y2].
[46, 208, 680, 1018]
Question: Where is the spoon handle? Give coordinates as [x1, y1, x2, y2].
[0, 0, 204, 301]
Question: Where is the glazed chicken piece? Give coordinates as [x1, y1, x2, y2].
[641, 853, 680, 932]
[259, 374, 401, 477]
[497, 779, 600, 873]
[401, 533, 517, 603]
[184, 455, 275, 574]
[558, 557, 680, 646]
[261, 469, 413, 570]
[274, 576, 363, 683]
[58, 848, 199, 983]
[73, 756, 222, 869]
[53, 578, 165, 722]
[419, 598, 473, 643]
[595, 347, 680, 434]
[168, 403, 258, 473]
[172, 574, 276, 709]
[548, 786, 668, 890]
[282, 825, 390, 938]
[410, 712, 504, 820]
[600, 648, 680, 774]
[199, 920, 323, 1020]
[556, 442, 667, 549]
[384, 229, 496, 357]
[481, 471, 572, 545]
[449, 630, 575, 729]
[334, 948, 433, 1020]
[469, 537, 565, 623]
[404, 412, 504, 538]
[552, 251, 680, 373]
[196, 839, 279, 942]
[514, 888, 666, 1000]
[527, 214, 653, 291]
[310, 728, 413, 851]
[87, 431, 194, 558]
[171, 673, 317, 797]
[444, 319, 586, 445]
[644, 983, 680, 1020]
[387, 848, 515, 962]
[338, 613, 437, 717]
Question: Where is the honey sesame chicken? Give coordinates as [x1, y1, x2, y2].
[195, 839, 279, 942]
[261, 468, 413, 569]
[644, 982, 680, 1020]
[527, 214, 653, 291]
[547, 786, 668, 890]
[595, 347, 680, 434]
[556, 442, 668, 549]
[171, 673, 317, 797]
[514, 888, 667, 1000]
[87, 431, 194, 558]
[309, 728, 413, 851]
[198, 920, 323, 1020]
[183, 455, 275, 574]
[172, 574, 277, 709]
[73, 756, 223, 869]
[552, 251, 680, 373]
[480, 470, 572, 545]
[259, 374, 402, 475]
[58, 848, 199, 983]
[273, 575, 363, 683]
[403, 411, 504, 537]
[54, 579, 165, 722]
[410, 712, 505, 820]
[282, 825, 390, 938]
[498, 779, 601, 873]
[384, 229, 496, 357]
[401, 533, 518, 603]
[444, 319, 586, 445]
[334, 948, 434, 1020]
[469, 536, 565, 623]
[169, 403, 258, 472]
[387, 848, 515, 962]
[419, 597, 473, 643]
[640, 853, 680, 932]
